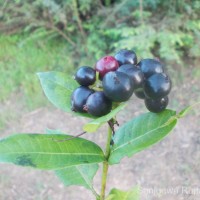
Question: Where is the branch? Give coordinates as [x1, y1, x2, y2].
[52, 132, 87, 142]
[51, 25, 76, 47]
[72, 0, 86, 39]
[139, 0, 144, 24]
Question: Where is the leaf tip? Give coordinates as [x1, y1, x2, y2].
[36, 72, 43, 78]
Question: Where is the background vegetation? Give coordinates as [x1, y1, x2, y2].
[0, 0, 200, 126]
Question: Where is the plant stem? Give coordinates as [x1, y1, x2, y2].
[100, 125, 112, 200]
[72, 0, 86, 39]
[139, 0, 144, 24]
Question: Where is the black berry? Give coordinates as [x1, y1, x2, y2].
[114, 49, 137, 66]
[84, 91, 112, 117]
[145, 96, 169, 113]
[71, 86, 94, 112]
[75, 66, 96, 86]
[134, 88, 146, 99]
[137, 58, 164, 78]
[144, 73, 172, 99]
[95, 56, 119, 78]
[117, 64, 144, 90]
[102, 71, 134, 102]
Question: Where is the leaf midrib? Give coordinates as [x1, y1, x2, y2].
[40, 75, 75, 91]
[52, 162, 101, 170]
[0, 152, 103, 156]
[76, 166, 91, 189]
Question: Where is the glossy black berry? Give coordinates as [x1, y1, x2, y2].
[144, 73, 172, 99]
[117, 64, 144, 90]
[114, 49, 137, 66]
[84, 91, 112, 117]
[137, 58, 164, 78]
[71, 86, 94, 112]
[75, 66, 96, 86]
[95, 56, 119, 78]
[145, 96, 169, 113]
[134, 88, 146, 99]
[102, 71, 134, 102]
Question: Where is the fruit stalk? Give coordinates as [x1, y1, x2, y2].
[100, 124, 112, 200]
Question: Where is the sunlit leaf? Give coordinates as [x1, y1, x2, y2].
[55, 164, 99, 189]
[0, 134, 105, 170]
[109, 109, 177, 164]
[37, 71, 92, 118]
[45, 129, 99, 189]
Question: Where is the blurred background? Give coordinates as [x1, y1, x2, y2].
[0, 0, 200, 200]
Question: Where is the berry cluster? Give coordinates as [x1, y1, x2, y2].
[71, 49, 172, 117]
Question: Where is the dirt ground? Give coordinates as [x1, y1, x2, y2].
[0, 66, 200, 200]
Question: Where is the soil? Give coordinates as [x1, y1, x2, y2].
[0, 66, 200, 200]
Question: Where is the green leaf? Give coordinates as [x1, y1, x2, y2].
[45, 129, 99, 190]
[83, 103, 127, 133]
[106, 187, 140, 200]
[109, 109, 177, 164]
[37, 71, 92, 118]
[0, 134, 105, 170]
[55, 164, 99, 189]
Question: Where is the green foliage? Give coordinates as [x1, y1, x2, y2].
[106, 187, 140, 200]
[109, 109, 177, 164]
[46, 128, 100, 191]
[55, 164, 99, 190]
[37, 71, 95, 118]
[0, 133, 105, 170]
[1, 0, 199, 64]
[0, 35, 75, 108]
[37, 71, 78, 112]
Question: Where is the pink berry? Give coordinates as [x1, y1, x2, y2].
[95, 56, 119, 78]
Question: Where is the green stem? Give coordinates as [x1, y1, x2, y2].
[139, 0, 144, 24]
[100, 124, 112, 200]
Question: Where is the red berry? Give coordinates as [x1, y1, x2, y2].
[95, 56, 119, 79]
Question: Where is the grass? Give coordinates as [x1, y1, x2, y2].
[0, 34, 77, 109]
[0, 34, 84, 130]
